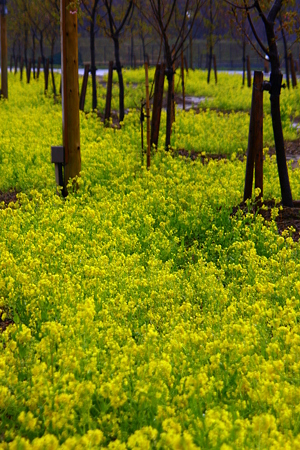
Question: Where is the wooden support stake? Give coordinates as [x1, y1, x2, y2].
[104, 61, 113, 123]
[145, 61, 151, 169]
[244, 71, 263, 201]
[61, 0, 81, 196]
[247, 55, 251, 88]
[79, 63, 89, 112]
[150, 62, 165, 149]
[181, 49, 185, 111]
[0, 7, 8, 98]
[290, 54, 297, 88]
[213, 54, 217, 84]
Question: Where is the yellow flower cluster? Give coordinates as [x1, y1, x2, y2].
[0, 72, 300, 448]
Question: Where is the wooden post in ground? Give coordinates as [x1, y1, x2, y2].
[0, 2, 8, 98]
[150, 62, 165, 149]
[61, 0, 81, 196]
[244, 71, 263, 201]
[145, 62, 151, 169]
[213, 54, 217, 84]
[181, 49, 185, 111]
[104, 61, 113, 123]
[247, 55, 251, 88]
[79, 63, 89, 112]
[290, 54, 297, 88]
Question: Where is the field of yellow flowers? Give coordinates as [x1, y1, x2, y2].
[1, 71, 300, 449]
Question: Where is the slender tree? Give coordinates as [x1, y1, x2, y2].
[98, 0, 134, 122]
[81, 0, 101, 110]
[229, 7, 252, 84]
[21, 0, 52, 87]
[139, 0, 205, 150]
[203, 0, 226, 83]
[227, 0, 295, 206]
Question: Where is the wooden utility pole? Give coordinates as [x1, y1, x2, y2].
[244, 71, 263, 201]
[61, 0, 81, 196]
[0, 0, 8, 99]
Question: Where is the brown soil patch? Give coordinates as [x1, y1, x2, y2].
[175, 148, 245, 162]
[0, 318, 14, 333]
[232, 200, 300, 242]
[0, 189, 19, 206]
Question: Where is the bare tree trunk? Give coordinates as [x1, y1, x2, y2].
[207, 44, 213, 84]
[114, 37, 125, 122]
[90, 16, 97, 110]
[280, 22, 290, 89]
[140, 33, 147, 63]
[207, 0, 213, 84]
[39, 31, 46, 73]
[131, 29, 134, 67]
[189, 32, 193, 70]
[165, 67, 173, 150]
[242, 38, 246, 86]
[32, 31, 36, 79]
[265, 12, 293, 206]
[51, 39, 56, 97]
[24, 28, 28, 69]
[270, 73, 293, 205]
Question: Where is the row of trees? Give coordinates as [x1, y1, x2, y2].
[7, 1, 299, 112]
[5, 0, 300, 206]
